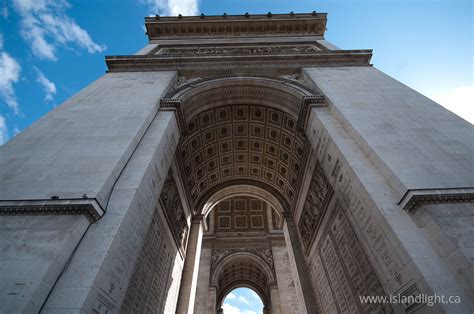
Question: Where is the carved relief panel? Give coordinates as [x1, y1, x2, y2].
[308, 206, 392, 313]
[298, 160, 333, 254]
[121, 204, 181, 313]
[159, 171, 189, 254]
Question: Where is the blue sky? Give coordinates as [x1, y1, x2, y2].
[0, 0, 472, 147]
[223, 287, 264, 314]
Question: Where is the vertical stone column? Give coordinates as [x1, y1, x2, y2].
[194, 244, 213, 313]
[176, 214, 204, 314]
[207, 286, 217, 314]
[42, 110, 180, 312]
[269, 284, 282, 314]
[282, 212, 319, 314]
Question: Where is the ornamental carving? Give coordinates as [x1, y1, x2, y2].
[160, 172, 189, 252]
[156, 45, 322, 57]
[178, 105, 307, 211]
[299, 161, 334, 254]
[309, 206, 392, 313]
[214, 197, 267, 232]
[210, 247, 275, 275]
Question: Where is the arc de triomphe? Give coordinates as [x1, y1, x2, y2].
[0, 12, 473, 313]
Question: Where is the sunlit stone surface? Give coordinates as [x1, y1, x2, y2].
[0, 12, 473, 314]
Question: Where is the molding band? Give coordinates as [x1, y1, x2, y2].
[0, 199, 105, 223]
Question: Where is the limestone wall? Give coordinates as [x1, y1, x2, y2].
[42, 110, 180, 312]
[121, 202, 184, 313]
[0, 71, 176, 208]
[0, 215, 89, 313]
[272, 242, 303, 314]
[194, 245, 212, 313]
[300, 84, 474, 312]
[303, 66, 474, 200]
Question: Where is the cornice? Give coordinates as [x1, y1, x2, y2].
[105, 50, 372, 74]
[399, 188, 474, 213]
[0, 199, 105, 223]
[145, 12, 327, 40]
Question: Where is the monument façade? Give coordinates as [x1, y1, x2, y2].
[0, 12, 473, 314]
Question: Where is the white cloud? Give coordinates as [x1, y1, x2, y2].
[142, 0, 199, 16]
[0, 45, 21, 115]
[427, 84, 474, 124]
[248, 290, 260, 300]
[226, 292, 236, 300]
[0, 115, 8, 145]
[222, 303, 241, 314]
[237, 295, 251, 305]
[34, 67, 56, 101]
[12, 0, 106, 61]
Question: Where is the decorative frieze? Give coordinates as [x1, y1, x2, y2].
[155, 45, 323, 57]
[144, 13, 327, 39]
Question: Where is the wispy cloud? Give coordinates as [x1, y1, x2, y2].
[237, 295, 251, 305]
[226, 292, 236, 300]
[1, 3, 9, 19]
[0, 115, 8, 145]
[34, 67, 56, 101]
[12, 0, 106, 61]
[142, 0, 199, 16]
[428, 84, 474, 124]
[0, 33, 21, 115]
[222, 303, 241, 314]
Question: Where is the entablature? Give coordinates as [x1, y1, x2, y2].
[145, 12, 327, 40]
[105, 49, 372, 76]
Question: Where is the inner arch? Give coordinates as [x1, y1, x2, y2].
[222, 287, 264, 314]
[169, 76, 314, 215]
[202, 184, 285, 217]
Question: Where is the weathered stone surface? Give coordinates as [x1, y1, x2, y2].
[0, 71, 176, 209]
[1, 12, 473, 314]
[305, 103, 474, 312]
[0, 215, 89, 313]
[304, 66, 474, 200]
[42, 110, 180, 312]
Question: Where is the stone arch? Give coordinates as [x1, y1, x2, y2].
[167, 76, 316, 119]
[211, 251, 276, 312]
[201, 184, 284, 219]
[166, 76, 321, 214]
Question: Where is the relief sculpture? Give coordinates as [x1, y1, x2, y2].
[156, 45, 321, 56]
[160, 172, 189, 252]
[299, 161, 333, 253]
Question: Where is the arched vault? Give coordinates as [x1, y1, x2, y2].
[210, 250, 276, 311]
[162, 76, 325, 214]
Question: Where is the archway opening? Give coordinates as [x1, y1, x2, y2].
[222, 287, 264, 314]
